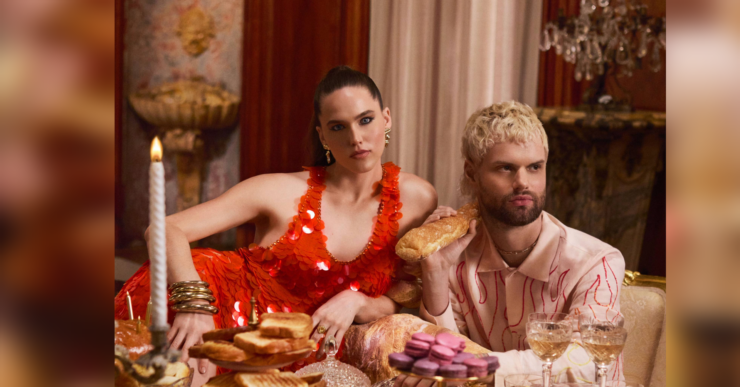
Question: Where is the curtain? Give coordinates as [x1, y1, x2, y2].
[371, 0, 542, 208]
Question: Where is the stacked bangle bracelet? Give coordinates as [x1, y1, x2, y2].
[168, 280, 219, 315]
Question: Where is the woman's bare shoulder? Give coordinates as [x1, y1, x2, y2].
[228, 170, 310, 203]
[398, 172, 437, 213]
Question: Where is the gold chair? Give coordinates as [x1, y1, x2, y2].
[620, 270, 666, 387]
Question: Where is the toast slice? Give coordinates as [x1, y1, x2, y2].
[188, 344, 205, 358]
[235, 372, 308, 387]
[240, 347, 312, 367]
[201, 340, 252, 362]
[259, 313, 313, 338]
[308, 380, 326, 387]
[204, 372, 241, 387]
[234, 330, 311, 355]
[203, 325, 255, 342]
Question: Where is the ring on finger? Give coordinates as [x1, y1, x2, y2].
[317, 325, 327, 334]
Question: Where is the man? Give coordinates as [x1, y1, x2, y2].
[397, 101, 625, 386]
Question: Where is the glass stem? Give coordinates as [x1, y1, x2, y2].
[598, 364, 608, 387]
[542, 361, 552, 387]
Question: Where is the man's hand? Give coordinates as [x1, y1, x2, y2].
[419, 206, 478, 317]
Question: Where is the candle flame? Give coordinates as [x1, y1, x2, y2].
[151, 137, 163, 162]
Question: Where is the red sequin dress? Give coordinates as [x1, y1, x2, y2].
[114, 162, 403, 369]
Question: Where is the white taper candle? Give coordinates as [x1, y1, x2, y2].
[149, 137, 168, 329]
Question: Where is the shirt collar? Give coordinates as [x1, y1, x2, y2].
[469, 212, 561, 282]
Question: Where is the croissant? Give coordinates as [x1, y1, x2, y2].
[395, 202, 479, 261]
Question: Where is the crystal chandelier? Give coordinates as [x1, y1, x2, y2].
[540, 0, 666, 83]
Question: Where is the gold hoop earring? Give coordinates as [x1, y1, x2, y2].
[323, 144, 331, 164]
[384, 128, 391, 148]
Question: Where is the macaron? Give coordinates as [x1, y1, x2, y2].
[435, 332, 464, 352]
[429, 345, 456, 366]
[411, 358, 439, 377]
[481, 355, 500, 373]
[411, 332, 435, 345]
[463, 357, 489, 378]
[404, 339, 431, 358]
[458, 340, 467, 352]
[388, 352, 414, 370]
[451, 352, 475, 364]
[438, 364, 468, 379]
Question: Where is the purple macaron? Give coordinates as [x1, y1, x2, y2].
[463, 357, 489, 378]
[404, 339, 431, 358]
[429, 345, 456, 366]
[481, 355, 500, 373]
[411, 332, 436, 345]
[435, 332, 464, 352]
[452, 352, 475, 364]
[388, 352, 414, 370]
[438, 364, 468, 379]
[411, 358, 439, 377]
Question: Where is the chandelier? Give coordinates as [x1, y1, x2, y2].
[540, 0, 666, 83]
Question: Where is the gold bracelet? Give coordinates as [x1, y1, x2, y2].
[169, 293, 216, 303]
[169, 280, 209, 290]
[171, 286, 212, 295]
[171, 303, 219, 315]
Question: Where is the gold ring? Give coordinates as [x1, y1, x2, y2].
[317, 325, 327, 335]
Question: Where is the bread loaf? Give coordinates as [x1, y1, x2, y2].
[395, 202, 479, 261]
[201, 340, 252, 362]
[202, 325, 254, 342]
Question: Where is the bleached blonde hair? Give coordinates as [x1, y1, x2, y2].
[460, 101, 548, 197]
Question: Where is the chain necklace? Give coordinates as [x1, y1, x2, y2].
[495, 237, 539, 256]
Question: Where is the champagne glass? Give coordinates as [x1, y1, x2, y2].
[578, 313, 627, 387]
[526, 313, 573, 387]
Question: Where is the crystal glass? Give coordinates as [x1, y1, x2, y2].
[295, 335, 371, 387]
[578, 313, 627, 387]
[526, 313, 573, 387]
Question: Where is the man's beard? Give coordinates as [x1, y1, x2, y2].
[479, 189, 546, 227]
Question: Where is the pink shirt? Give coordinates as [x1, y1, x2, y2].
[420, 212, 625, 384]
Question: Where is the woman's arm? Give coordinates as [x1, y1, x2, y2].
[144, 173, 286, 283]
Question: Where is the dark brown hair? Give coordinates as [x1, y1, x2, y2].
[308, 66, 384, 166]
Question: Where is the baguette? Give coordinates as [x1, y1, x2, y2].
[259, 313, 312, 339]
[395, 202, 479, 261]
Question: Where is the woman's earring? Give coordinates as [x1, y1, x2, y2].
[323, 144, 331, 164]
[384, 128, 391, 148]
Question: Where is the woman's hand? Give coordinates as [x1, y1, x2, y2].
[167, 310, 215, 375]
[310, 290, 368, 356]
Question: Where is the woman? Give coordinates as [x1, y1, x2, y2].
[114, 66, 437, 385]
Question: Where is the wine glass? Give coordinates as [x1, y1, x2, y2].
[526, 313, 573, 387]
[578, 313, 627, 387]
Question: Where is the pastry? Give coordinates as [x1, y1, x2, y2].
[403, 340, 430, 358]
[429, 345, 455, 366]
[411, 333, 435, 345]
[241, 347, 313, 367]
[234, 330, 311, 355]
[259, 313, 312, 339]
[388, 353, 414, 370]
[438, 364, 468, 379]
[395, 202, 479, 262]
[463, 358, 488, 378]
[189, 344, 205, 359]
[411, 359, 439, 377]
[203, 326, 254, 342]
[435, 333, 464, 352]
[451, 352, 474, 364]
[482, 355, 500, 373]
[114, 320, 153, 361]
